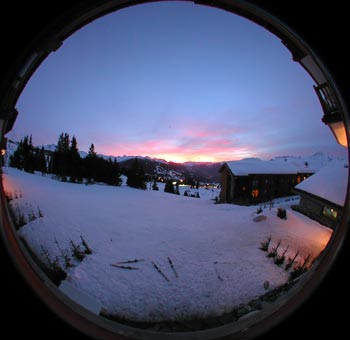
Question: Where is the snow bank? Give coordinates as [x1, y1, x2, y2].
[295, 160, 348, 206]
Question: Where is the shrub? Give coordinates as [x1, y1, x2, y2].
[152, 180, 159, 191]
[41, 245, 67, 285]
[274, 245, 289, 266]
[267, 240, 281, 258]
[13, 205, 27, 229]
[28, 210, 37, 222]
[80, 235, 92, 254]
[285, 250, 300, 271]
[289, 254, 310, 281]
[54, 238, 73, 269]
[277, 207, 287, 219]
[164, 180, 175, 194]
[70, 240, 85, 261]
[259, 235, 271, 252]
[37, 206, 44, 218]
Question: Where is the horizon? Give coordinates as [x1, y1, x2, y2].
[7, 136, 347, 165]
[8, 2, 346, 163]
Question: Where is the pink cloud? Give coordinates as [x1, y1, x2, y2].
[98, 118, 257, 162]
[101, 135, 256, 163]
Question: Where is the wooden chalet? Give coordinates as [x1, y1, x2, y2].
[219, 159, 314, 205]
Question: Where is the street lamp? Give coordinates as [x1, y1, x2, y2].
[314, 83, 348, 147]
[322, 111, 348, 147]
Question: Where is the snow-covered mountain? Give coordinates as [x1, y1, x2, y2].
[4, 139, 346, 183]
[269, 152, 341, 172]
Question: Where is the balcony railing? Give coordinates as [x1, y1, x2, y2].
[314, 82, 341, 121]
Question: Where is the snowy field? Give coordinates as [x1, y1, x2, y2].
[2, 167, 332, 323]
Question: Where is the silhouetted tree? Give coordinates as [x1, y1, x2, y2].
[67, 136, 82, 183]
[127, 158, 147, 189]
[9, 135, 35, 173]
[52, 132, 71, 181]
[164, 180, 175, 194]
[152, 179, 159, 191]
[175, 182, 180, 195]
[34, 147, 47, 174]
[83, 143, 98, 184]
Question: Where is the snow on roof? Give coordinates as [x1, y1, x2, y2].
[295, 160, 348, 207]
[224, 158, 315, 176]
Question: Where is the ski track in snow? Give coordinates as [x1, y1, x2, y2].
[2, 167, 332, 322]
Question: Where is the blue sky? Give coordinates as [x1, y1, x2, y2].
[10, 1, 346, 162]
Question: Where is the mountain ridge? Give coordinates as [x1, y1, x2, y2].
[5, 139, 346, 183]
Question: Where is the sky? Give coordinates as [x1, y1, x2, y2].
[9, 1, 346, 163]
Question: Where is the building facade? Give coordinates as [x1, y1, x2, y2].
[292, 161, 347, 229]
[292, 188, 342, 229]
[219, 159, 314, 205]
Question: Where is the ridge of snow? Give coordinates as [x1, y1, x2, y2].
[225, 158, 317, 176]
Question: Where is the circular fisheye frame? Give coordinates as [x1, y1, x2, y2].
[0, 1, 348, 339]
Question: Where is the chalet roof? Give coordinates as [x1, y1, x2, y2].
[295, 160, 348, 207]
[222, 158, 315, 176]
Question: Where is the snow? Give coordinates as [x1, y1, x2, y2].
[225, 158, 317, 176]
[59, 280, 102, 314]
[2, 167, 333, 323]
[295, 160, 348, 207]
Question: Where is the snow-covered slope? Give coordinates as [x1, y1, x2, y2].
[269, 152, 341, 172]
[2, 167, 332, 323]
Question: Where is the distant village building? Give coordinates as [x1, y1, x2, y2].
[292, 161, 348, 229]
[219, 159, 314, 205]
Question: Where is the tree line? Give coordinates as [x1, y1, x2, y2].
[9, 133, 122, 186]
[8, 134, 200, 193]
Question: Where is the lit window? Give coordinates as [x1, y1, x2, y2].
[322, 206, 338, 219]
[251, 189, 259, 198]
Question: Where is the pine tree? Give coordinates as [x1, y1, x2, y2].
[9, 136, 35, 173]
[104, 157, 122, 186]
[152, 179, 159, 191]
[68, 136, 81, 183]
[9, 140, 23, 169]
[126, 158, 147, 189]
[35, 147, 47, 174]
[83, 143, 97, 184]
[70, 136, 78, 153]
[175, 182, 180, 195]
[164, 180, 175, 194]
[52, 132, 71, 181]
[87, 143, 97, 158]
[22, 136, 34, 173]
